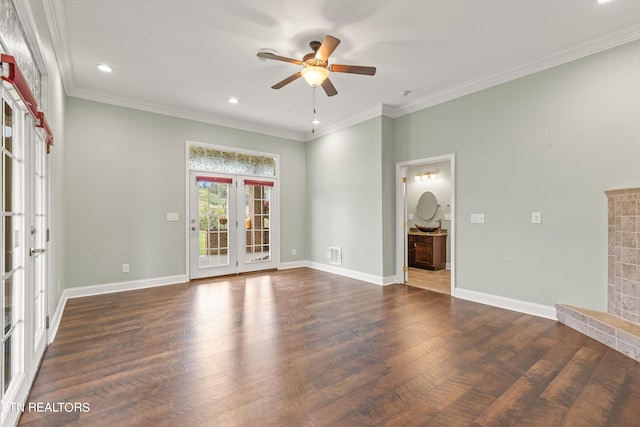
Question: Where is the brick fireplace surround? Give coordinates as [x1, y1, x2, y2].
[556, 188, 640, 363]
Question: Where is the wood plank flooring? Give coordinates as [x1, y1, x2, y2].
[18, 268, 640, 426]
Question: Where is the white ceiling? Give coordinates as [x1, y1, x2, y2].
[45, 0, 640, 141]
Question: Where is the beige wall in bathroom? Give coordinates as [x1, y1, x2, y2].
[407, 161, 452, 264]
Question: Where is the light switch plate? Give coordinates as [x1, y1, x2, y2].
[444, 213, 452, 221]
[532, 212, 542, 224]
[470, 213, 485, 224]
[408, 213, 414, 220]
[166, 213, 179, 222]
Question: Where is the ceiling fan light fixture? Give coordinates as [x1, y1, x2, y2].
[301, 66, 329, 87]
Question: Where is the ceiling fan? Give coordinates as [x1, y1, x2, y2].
[257, 35, 376, 97]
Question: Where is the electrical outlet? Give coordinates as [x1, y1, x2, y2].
[122, 263, 130, 273]
[292, 249, 296, 255]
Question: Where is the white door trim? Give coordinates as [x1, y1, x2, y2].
[184, 141, 280, 281]
[395, 153, 456, 294]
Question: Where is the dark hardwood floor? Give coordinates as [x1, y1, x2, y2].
[19, 268, 640, 426]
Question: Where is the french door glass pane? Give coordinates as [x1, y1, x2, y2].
[3, 102, 12, 154]
[3, 276, 13, 332]
[3, 154, 12, 212]
[3, 335, 12, 393]
[1, 271, 19, 394]
[198, 181, 229, 268]
[245, 184, 271, 263]
[2, 262, 18, 395]
[2, 97, 24, 401]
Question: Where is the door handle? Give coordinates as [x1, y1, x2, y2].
[191, 227, 197, 231]
[30, 248, 46, 256]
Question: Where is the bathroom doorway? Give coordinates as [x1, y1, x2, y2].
[395, 154, 455, 295]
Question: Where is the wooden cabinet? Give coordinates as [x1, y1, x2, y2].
[408, 233, 446, 270]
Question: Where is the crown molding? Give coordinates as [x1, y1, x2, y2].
[45, 0, 640, 142]
[387, 23, 640, 119]
[43, 0, 75, 94]
[304, 104, 389, 141]
[306, 24, 640, 138]
[67, 87, 305, 141]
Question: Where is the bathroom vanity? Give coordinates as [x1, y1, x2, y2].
[408, 230, 447, 270]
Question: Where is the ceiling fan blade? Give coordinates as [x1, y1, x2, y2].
[330, 64, 376, 76]
[257, 52, 302, 65]
[272, 71, 302, 89]
[316, 35, 341, 61]
[321, 78, 338, 97]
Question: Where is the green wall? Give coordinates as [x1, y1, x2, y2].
[32, 0, 640, 311]
[306, 117, 386, 277]
[392, 39, 640, 310]
[64, 97, 306, 287]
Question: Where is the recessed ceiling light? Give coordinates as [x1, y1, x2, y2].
[597, 0, 611, 3]
[228, 97, 239, 104]
[97, 64, 113, 73]
[311, 119, 320, 125]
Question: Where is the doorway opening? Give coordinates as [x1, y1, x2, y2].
[396, 154, 455, 295]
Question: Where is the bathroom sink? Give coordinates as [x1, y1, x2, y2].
[415, 224, 439, 233]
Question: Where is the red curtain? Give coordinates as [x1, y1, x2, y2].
[244, 179, 274, 187]
[197, 176, 233, 184]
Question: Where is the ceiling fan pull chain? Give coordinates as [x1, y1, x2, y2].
[311, 86, 317, 133]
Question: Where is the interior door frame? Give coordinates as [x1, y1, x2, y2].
[395, 153, 456, 295]
[184, 141, 280, 281]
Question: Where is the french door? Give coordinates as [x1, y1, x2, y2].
[29, 125, 48, 363]
[1, 85, 49, 426]
[189, 171, 277, 279]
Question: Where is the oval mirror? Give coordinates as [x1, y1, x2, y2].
[417, 191, 438, 220]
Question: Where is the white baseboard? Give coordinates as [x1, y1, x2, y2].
[48, 292, 67, 344]
[47, 268, 557, 350]
[278, 260, 308, 270]
[48, 274, 187, 344]
[306, 261, 395, 286]
[454, 288, 557, 320]
[46, 264, 393, 344]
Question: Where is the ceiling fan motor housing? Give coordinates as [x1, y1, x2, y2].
[259, 35, 375, 97]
